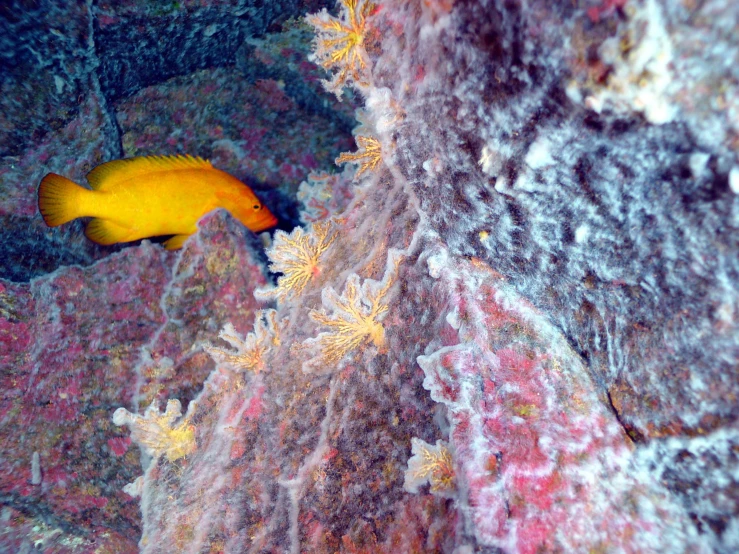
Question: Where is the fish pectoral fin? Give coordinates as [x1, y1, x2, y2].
[85, 218, 132, 245]
[163, 234, 191, 250]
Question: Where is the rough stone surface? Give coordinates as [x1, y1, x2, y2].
[0, 210, 268, 552]
[1, 0, 738, 552]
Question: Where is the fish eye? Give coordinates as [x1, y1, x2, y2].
[253, 204, 261, 210]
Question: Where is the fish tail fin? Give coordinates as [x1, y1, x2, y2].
[38, 173, 89, 227]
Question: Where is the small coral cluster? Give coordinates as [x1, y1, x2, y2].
[113, 400, 196, 463]
[307, 0, 377, 97]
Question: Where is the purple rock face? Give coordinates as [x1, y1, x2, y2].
[1, 0, 738, 552]
[379, 0, 739, 442]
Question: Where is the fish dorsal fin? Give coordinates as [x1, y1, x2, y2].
[86, 155, 213, 190]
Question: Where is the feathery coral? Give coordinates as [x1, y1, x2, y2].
[307, 255, 400, 366]
[256, 222, 337, 302]
[307, 0, 375, 98]
[336, 135, 383, 178]
[204, 310, 281, 373]
[403, 438, 456, 498]
[113, 399, 196, 463]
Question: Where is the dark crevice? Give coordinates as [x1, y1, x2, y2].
[89, 0, 124, 160]
[0, 494, 92, 538]
[606, 389, 645, 444]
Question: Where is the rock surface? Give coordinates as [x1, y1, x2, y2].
[0, 211, 268, 552]
[1, 0, 737, 552]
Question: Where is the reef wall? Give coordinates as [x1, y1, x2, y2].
[1, 0, 738, 552]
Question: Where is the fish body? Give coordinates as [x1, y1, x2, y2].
[38, 155, 277, 249]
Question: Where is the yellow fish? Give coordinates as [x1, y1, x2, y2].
[38, 154, 277, 250]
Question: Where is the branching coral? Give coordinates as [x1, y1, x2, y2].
[403, 438, 456, 498]
[307, 0, 376, 98]
[204, 310, 282, 373]
[305, 254, 401, 368]
[113, 399, 196, 463]
[336, 135, 383, 179]
[255, 222, 337, 303]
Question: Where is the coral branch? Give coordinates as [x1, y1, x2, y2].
[256, 222, 337, 303]
[204, 310, 282, 373]
[336, 135, 383, 178]
[403, 438, 456, 498]
[307, 0, 376, 98]
[113, 399, 196, 463]
[306, 254, 401, 367]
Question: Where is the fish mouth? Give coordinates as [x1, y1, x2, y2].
[249, 212, 278, 232]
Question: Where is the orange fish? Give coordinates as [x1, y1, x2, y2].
[38, 154, 277, 250]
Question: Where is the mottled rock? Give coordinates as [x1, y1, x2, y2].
[0, 210, 269, 550]
[0, 1, 94, 157]
[2, 0, 738, 552]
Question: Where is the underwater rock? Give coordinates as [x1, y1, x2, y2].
[0, 94, 124, 283]
[0, 210, 269, 551]
[0, 1, 93, 158]
[0, 0, 333, 157]
[2, 0, 738, 552]
[94, 0, 332, 102]
[380, 0, 739, 443]
[119, 0, 736, 551]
